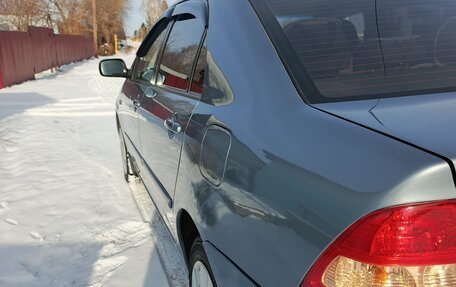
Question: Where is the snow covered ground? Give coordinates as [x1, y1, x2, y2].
[0, 54, 188, 287]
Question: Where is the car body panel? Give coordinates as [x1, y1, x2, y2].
[138, 86, 200, 224]
[112, 0, 456, 286]
[117, 79, 144, 151]
[171, 0, 456, 286]
[202, 241, 258, 287]
[316, 92, 456, 177]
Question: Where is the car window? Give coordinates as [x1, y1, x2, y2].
[190, 39, 207, 94]
[133, 21, 171, 84]
[263, 0, 456, 101]
[157, 14, 205, 91]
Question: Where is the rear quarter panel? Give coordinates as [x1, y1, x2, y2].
[172, 1, 456, 286]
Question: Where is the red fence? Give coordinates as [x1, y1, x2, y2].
[0, 27, 95, 89]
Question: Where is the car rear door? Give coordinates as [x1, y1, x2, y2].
[138, 2, 208, 225]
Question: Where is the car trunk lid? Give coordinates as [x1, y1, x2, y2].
[315, 92, 456, 174]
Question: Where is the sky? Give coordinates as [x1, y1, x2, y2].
[124, 0, 177, 37]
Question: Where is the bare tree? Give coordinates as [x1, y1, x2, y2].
[92, 0, 128, 45]
[0, 0, 129, 53]
[143, 0, 168, 29]
[0, 0, 48, 31]
[47, 0, 128, 45]
[49, 0, 89, 35]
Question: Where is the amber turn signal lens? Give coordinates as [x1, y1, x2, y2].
[322, 256, 456, 286]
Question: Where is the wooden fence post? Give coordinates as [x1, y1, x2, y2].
[0, 40, 4, 90]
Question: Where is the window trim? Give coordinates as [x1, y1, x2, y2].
[247, 0, 317, 104]
[136, 6, 174, 58]
[172, 0, 208, 28]
[154, 82, 201, 101]
[187, 29, 208, 95]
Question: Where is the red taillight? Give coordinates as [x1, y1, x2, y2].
[301, 200, 456, 287]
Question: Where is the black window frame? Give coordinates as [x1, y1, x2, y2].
[248, 0, 456, 104]
[188, 30, 208, 97]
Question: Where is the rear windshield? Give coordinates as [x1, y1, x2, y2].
[263, 0, 456, 101]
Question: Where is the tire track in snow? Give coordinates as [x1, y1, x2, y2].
[88, 222, 154, 287]
[129, 180, 189, 287]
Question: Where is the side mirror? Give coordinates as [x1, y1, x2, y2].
[99, 59, 128, 78]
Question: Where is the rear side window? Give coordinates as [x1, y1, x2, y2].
[158, 15, 205, 91]
[263, 0, 456, 101]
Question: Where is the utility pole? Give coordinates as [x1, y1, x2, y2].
[114, 34, 118, 55]
[92, 0, 98, 57]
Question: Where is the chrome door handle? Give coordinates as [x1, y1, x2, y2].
[164, 115, 182, 134]
[133, 97, 141, 108]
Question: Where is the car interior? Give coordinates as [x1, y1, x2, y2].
[272, 0, 456, 98]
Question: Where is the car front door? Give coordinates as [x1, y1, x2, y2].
[125, 19, 172, 164]
[118, 79, 145, 157]
[138, 8, 207, 225]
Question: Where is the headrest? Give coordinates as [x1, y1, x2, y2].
[284, 18, 353, 78]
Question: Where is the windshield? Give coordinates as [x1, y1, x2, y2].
[263, 0, 456, 101]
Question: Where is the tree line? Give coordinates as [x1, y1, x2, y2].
[132, 0, 168, 41]
[0, 0, 128, 46]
